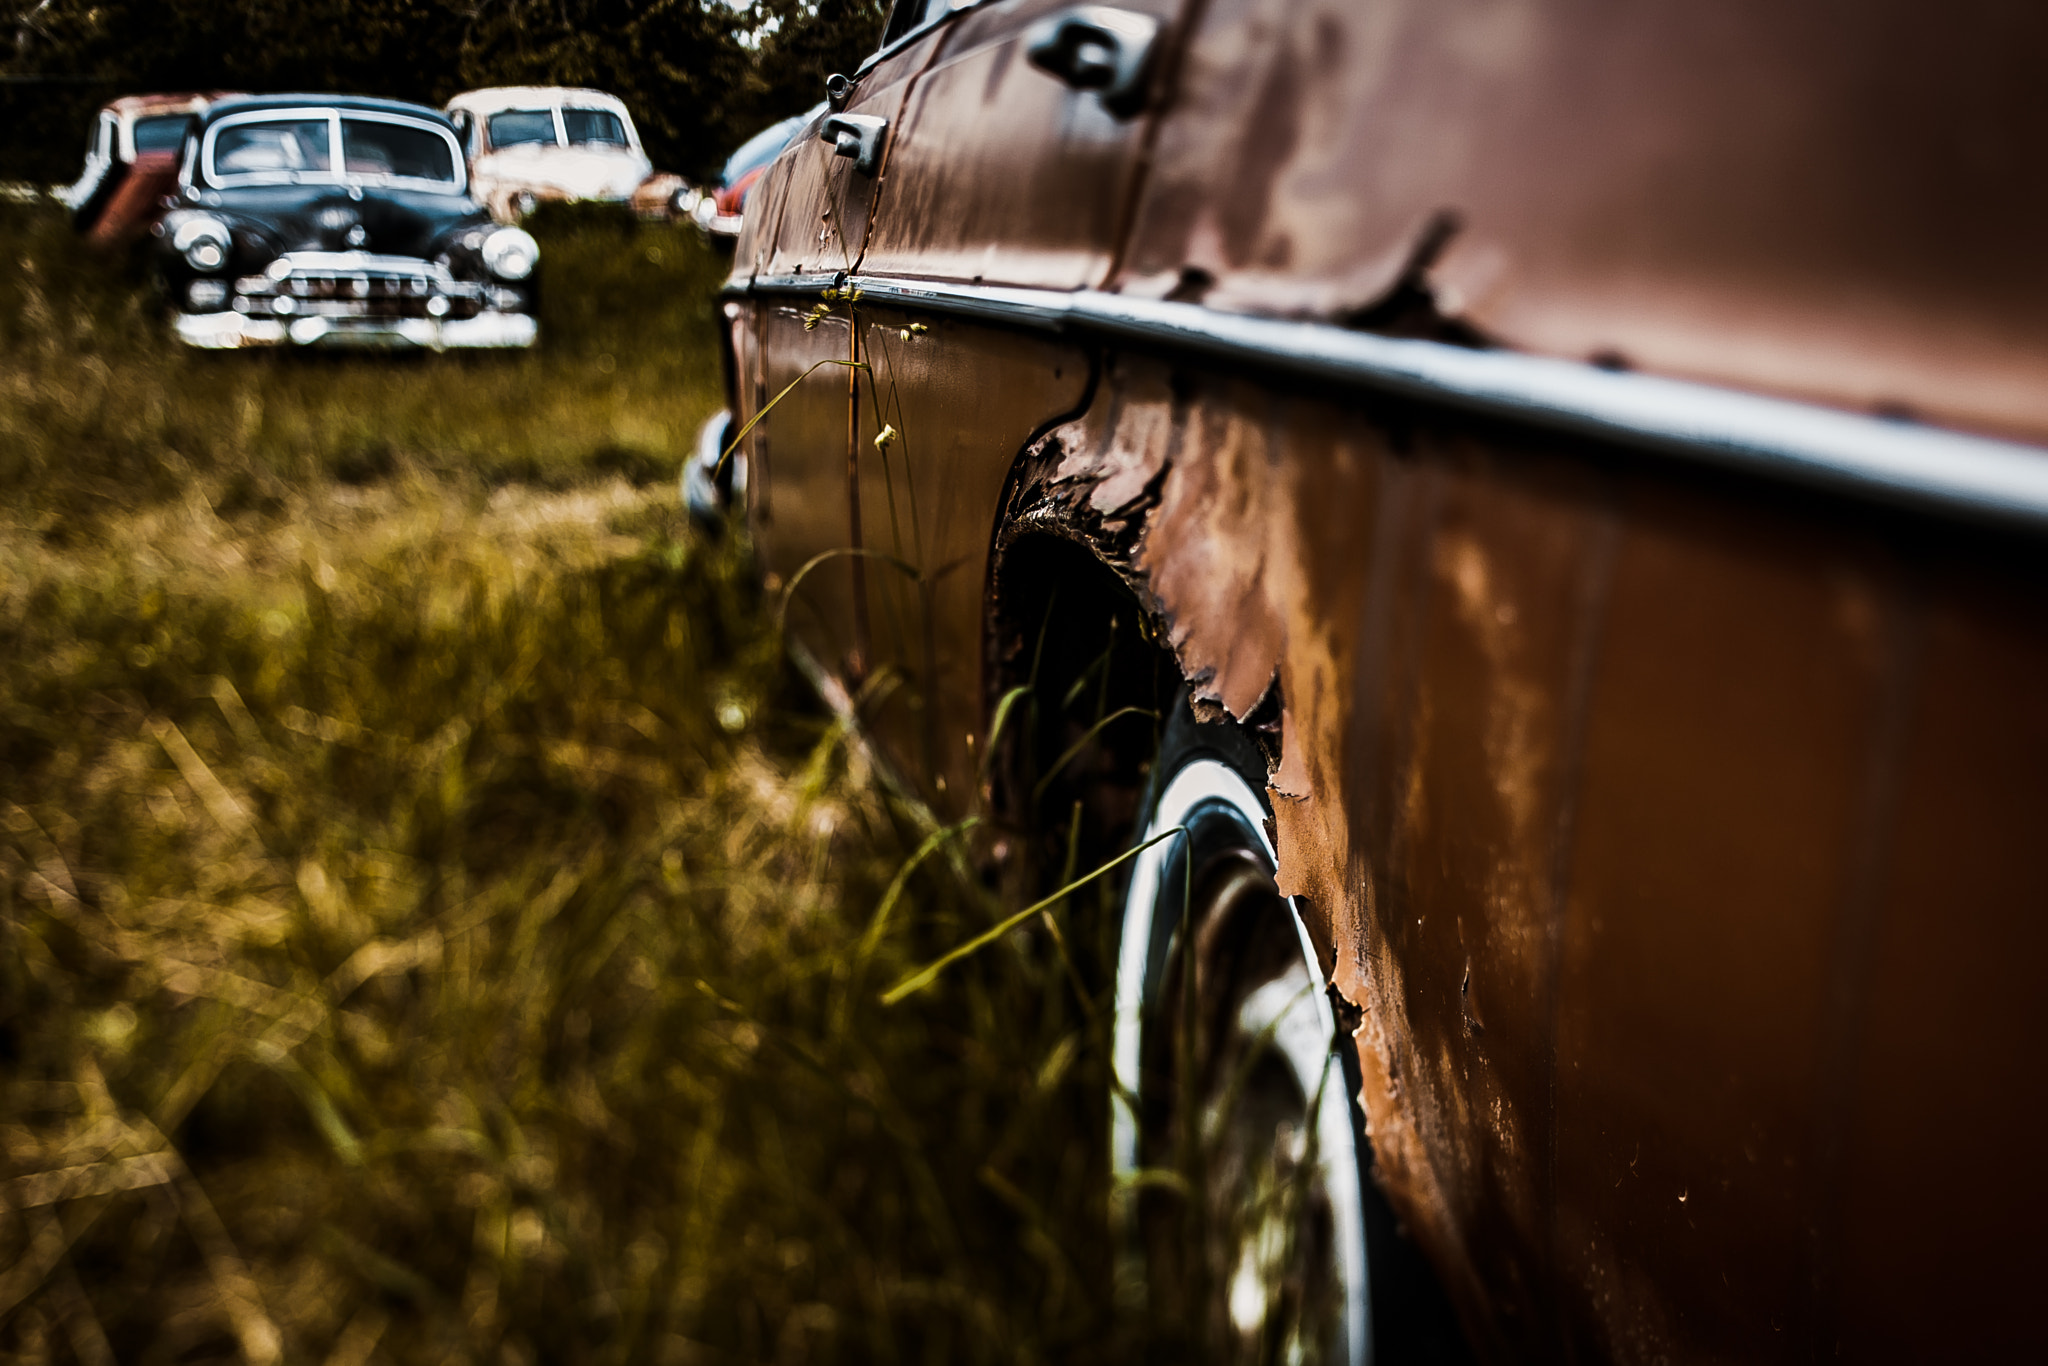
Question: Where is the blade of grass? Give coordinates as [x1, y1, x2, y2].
[716, 357, 870, 477]
[1031, 706, 1158, 804]
[881, 826, 1186, 1006]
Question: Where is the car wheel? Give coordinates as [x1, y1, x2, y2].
[1113, 699, 1372, 1363]
[683, 409, 740, 531]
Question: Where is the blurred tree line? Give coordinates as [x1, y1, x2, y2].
[1, 0, 886, 181]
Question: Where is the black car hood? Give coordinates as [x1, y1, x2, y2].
[208, 183, 491, 258]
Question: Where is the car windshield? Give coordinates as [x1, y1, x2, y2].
[489, 110, 557, 149]
[341, 118, 458, 184]
[133, 114, 192, 154]
[212, 118, 333, 179]
[562, 108, 628, 147]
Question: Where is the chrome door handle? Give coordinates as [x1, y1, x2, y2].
[819, 113, 888, 175]
[1024, 5, 1162, 118]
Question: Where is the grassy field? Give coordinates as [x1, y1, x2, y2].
[0, 203, 1141, 1364]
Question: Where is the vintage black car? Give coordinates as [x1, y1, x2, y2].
[156, 94, 538, 349]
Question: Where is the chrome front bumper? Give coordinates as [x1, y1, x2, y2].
[176, 310, 536, 350]
[175, 250, 536, 350]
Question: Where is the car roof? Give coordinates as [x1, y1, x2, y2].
[103, 93, 221, 122]
[199, 94, 456, 128]
[446, 87, 632, 117]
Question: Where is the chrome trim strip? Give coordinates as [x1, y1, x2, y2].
[761, 271, 846, 298]
[734, 272, 2048, 529]
[257, 250, 457, 280]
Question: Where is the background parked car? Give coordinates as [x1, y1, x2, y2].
[446, 86, 690, 224]
[691, 105, 816, 241]
[59, 93, 227, 248]
[159, 93, 538, 350]
[712, 0, 2048, 1360]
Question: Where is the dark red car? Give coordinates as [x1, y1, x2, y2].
[61, 93, 227, 249]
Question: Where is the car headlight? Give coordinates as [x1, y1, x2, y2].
[172, 215, 231, 273]
[481, 226, 539, 281]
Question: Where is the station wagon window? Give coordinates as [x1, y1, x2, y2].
[212, 118, 332, 178]
[341, 118, 457, 184]
[132, 115, 192, 155]
[489, 110, 558, 149]
[562, 108, 628, 147]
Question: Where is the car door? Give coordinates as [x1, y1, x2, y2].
[730, 17, 952, 709]
[766, 0, 1194, 802]
[858, 0, 1188, 288]
[67, 110, 122, 229]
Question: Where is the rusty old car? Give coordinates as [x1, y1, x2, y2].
[158, 94, 538, 350]
[699, 0, 2048, 1360]
[59, 92, 227, 249]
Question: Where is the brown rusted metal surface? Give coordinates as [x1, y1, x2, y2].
[847, 302, 1089, 801]
[728, 287, 1091, 805]
[1019, 359, 2048, 1360]
[1827, 571, 2048, 1358]
[1117, 0, 2048, 444]
[738, 28, 950, 284]
[737, 301, 865, 679]
[729, 0, 2048, 1356]
[858, 0, 1186, 289]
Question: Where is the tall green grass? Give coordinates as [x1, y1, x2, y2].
[0, 202, 1140, 1363]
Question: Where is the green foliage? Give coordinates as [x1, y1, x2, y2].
[0, 200, 1142, 1363]
[1, 0, 886, 180]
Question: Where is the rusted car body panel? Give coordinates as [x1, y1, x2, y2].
[722, 0, 2048, 1357]
[1117, 0, 2048, 445]
[859, 0, 1184, 288]
[1034, 362, 2048, 1360]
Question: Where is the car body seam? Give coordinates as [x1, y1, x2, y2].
[729, 272, 2048, 532]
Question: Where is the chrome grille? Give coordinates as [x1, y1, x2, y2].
[231, 252, 505, 322]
